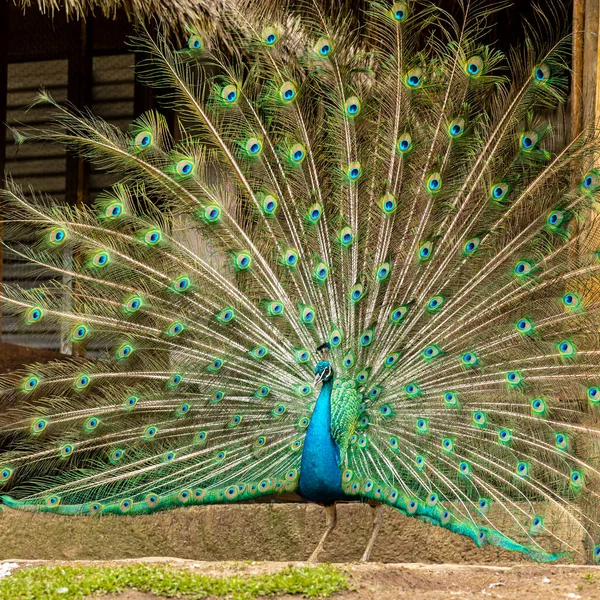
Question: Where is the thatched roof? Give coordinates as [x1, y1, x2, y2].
[13, 0, 221, 29]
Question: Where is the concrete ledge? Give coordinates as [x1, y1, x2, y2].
[0, 502, 550, 564]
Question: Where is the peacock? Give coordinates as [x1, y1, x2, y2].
[2, 0, 600, 565]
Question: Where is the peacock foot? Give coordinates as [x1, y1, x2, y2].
[360, 504, 384, 563]
[308, 504, 338, 563]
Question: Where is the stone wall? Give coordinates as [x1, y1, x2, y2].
[0, 503, 566, 564]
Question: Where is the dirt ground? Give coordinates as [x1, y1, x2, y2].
[4, 558, 600, 600]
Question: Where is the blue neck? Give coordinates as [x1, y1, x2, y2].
[298, 379, 347, 504]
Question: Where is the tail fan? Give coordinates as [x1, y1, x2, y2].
[1, 0, 600, 564]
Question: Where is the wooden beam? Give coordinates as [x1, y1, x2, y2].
[0, 0, 9, 340]
[571, 0, 585, 141]
[571, 1, 600, 563]
[65, 18, 93, 357]
[581, 1, 600, 132]
[0, 2, 8, 181]
[66, 17, 93, 210]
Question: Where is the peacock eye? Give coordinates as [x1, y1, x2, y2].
[284, 248, 299, 267]
[280, 82, 297, 103]
[124, 396, 138, 409]
[391, 2, 408, 21]
[125, 296, 142, 313]
[49, 228, 67, 245]
[116, 344, 133, 359]
[222, 84, 239, 104]
[144, 229, 162, 245]
[463, 238, 480, 256]
[546, 210, 564, 230]
[514, 260, 533, 277]
[448, 118, 465, 138]
[465, 56, 483, 77]
[135, 130, 153, 149]
[173, 276, 191, 291]
[361, 330, 373, 346]
[461, 351, 479, 366]
[92, 251, 110, 268]
[397, 133, 412, 154]
[105, 203, 122, 218]
[307, 203, 322, 224]
[426, 295, 444, 312]
[315, 37, 333, 56]
[534, 63, 550, 84]
[491, 183, 509, 202]
[262, 26, 279, 46]
[405, 68, 422, 88]
[515, 318, 533, 334]
[422, 345, 440, 360]
[218, 308, 235, 323]
[347, 161, 362, 180]
[26, 307, 44, 324]
[520, 131, 539, 151]
[344, 97, 361, 117]
[380, 193, 397, 214]
[72, 324, 89, 341]
[377, 262, 391, 280]
[262, 194, 277, 216]
[426, 172, 442, 193]
[235, 252, 252, 270]
[582, 171, 599, 190]
[419, 241, 433, 260]
[75, 375, 90, 389]
[187, 34, 203, 50]
[558, 340, 576, 356]
[176, 159, 195, 177]
[289, 143, 306, 163]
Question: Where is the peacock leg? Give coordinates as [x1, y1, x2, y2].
[308, 504, 338, 563]
[360, 504, 383, 563]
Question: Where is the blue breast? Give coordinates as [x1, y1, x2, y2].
[298, 379, 350, 504]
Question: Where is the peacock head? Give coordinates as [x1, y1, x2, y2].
[314, 361, 334, 386]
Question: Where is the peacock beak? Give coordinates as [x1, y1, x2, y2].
[313, 371, 324, 386]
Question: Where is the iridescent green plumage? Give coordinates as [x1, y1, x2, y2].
[330, 379, 360, 463]
[1, 0, 600, 565]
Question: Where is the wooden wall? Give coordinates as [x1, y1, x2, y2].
[0, 4, 152, 362]
[0, 342, 60, 374]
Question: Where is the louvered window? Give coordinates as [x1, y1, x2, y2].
[1, 52, 135, 351]
[2, 59, 69, 350]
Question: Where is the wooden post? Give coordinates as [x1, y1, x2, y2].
[134, 51, 156, 117]
[571, 0, 600, 144]
[0, 2, 7, 183]
[65, 17, 93, 357]
[583, 2, 600, 130]
[66, 17, 93, 210]
[568, 0, 600, 565]
[571, 0, 585, 141]
[0, 1, 9, 340]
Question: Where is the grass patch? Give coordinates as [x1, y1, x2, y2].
[0, 563, 347, 600]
